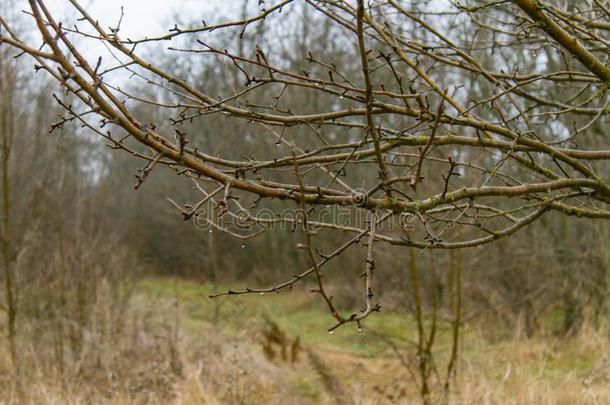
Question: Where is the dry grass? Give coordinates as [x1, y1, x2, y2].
[1, 278, 609, 404]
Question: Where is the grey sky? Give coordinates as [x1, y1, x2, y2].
[15, 0, 233, 39]
[9, 0, 259, 81]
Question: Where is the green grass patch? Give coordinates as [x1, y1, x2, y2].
[137, 278, 420, 356]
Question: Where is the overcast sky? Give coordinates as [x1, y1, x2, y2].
[7, 0, 265, 80]
[14, 0, 234, 39]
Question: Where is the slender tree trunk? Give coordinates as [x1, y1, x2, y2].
[0, 59, 18, 378]
[408, 247, 430, 404]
